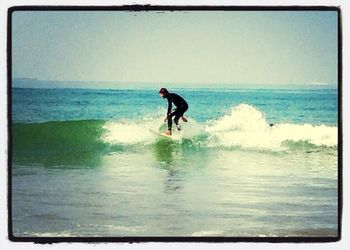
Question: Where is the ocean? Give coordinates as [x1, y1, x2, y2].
[11, 86, 338, 237]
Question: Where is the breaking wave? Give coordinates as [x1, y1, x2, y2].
[102, 104, 337, 151]
[13, 104, 337, 154]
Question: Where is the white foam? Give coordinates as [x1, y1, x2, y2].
[271, 123, 337, 147]
[205, 104, 337, 150]
[175, 117, 205, 139]
[102, 117, 162, 145]
[101, 104, 337, 150]
[18, 231, 74, 237]
[101, 114, 205, 145]
[206, 103, 269, 133]
[191, 230, 224, 236]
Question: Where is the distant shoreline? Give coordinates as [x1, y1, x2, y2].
[12, 78, 337, 91]
[11, 86, 337, 92]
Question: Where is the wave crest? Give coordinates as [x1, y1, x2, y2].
[13, 104, 336, 153]
[204, 104, 337, 150]
[101, 103, 337, 151]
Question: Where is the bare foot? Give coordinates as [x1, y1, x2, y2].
[164, 130, 172, 136]
[181, 116, 188, 122]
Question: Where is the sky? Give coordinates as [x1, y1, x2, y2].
[12, 10, 338, 87]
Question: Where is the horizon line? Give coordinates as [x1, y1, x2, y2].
[12, 78, 336, 87]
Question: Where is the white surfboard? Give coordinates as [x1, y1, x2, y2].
[149, 129, 174, 139]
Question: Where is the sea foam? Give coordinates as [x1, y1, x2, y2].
[101, 103, 337, 151]
[205, 104, 337, 150]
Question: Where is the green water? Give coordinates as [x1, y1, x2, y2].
[11, 87, 338, 237]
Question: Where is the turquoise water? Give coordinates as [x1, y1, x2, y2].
[12, 86, 338, 237]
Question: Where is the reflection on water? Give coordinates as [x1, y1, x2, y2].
[12, 141, 338, 237]
[152, 139, 176, 164]
[152, 139, 185, 193]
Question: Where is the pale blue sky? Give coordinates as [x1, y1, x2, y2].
[12, 10, 338, 87]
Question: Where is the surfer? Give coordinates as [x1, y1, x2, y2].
[159, 88, 188, 135]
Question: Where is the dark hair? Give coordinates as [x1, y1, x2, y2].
[159, 88, 169, 96]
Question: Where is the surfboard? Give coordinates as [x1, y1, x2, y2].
[149, 129, 173, 139]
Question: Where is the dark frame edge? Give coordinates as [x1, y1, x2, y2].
[6, 4, 343, 244]
[9, 236, 341, 244]
[6, 5, 341, 12]
[7, 6, 14, 243]
[337, 6, 343, 242]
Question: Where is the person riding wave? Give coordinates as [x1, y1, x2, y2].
[159, 88, 188, 135]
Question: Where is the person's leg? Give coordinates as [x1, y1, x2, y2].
[174, 108, 184, 131]
[180, 105, 188, 122]
[174, 113, 181, 126]
[172, 115, 181, 131]
[167, 114, 172, 131]
[166, 111, 177, 134]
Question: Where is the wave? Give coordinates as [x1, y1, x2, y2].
[12, 119, 107, 153]
[12, 104, 337, 154]
[204, 104, 337, 150]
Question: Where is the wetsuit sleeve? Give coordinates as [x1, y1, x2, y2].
[167, 97, 172, 116]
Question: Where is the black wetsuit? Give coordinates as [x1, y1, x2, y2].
[165, 93, 188, 131]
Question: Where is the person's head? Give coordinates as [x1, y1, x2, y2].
[159, 88, 169, 98]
